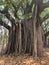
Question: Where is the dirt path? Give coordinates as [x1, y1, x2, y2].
[0, 48, 49, 65]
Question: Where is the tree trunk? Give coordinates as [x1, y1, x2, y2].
[37, 22, 43, 57]
[5, 23, 16, 54]
[18, 22, 22, 54]
[33, 21, 37, 57]
[33, 5, 37, 57]
[5, 28, 12, 54]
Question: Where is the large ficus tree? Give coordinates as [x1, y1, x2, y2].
[0, 0, 49, 57]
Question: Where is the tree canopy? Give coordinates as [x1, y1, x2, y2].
[0, 0, 49, 32]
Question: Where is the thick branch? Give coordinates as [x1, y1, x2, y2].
[0, 19, 11, 30]
[0, 8, 15, 24]
[42, 1, 49, 8]
[40, 1, 49, 13]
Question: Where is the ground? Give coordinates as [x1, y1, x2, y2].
[0, 48, 49, 65]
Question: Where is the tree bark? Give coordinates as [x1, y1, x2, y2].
[37, 22, 43, 57]
[18, 22, 22, 54]
[33, 5, 37, 57]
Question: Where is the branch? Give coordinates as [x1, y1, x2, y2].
[24, 0, 34, 14]
[42, 1, 49, 8]
[0, 8, 15, 24]
[6, 0, 34, 18]
[6, 0, 23, 18]
[0, 19, 11, 30]
[40, 15, 49, 25]
[8, 0, 23, 11]
[40, 1, 49, 13]
[7, 1, 19, 12]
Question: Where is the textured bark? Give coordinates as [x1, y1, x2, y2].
[18, 23, 22, 54]
[21, 24, 27, 53]
[5, 28, 12, 54]
[5, 23, 16, 54]
[33, 21, 37, 57]
[33, 5, 37, 57]
[15, 24, 18, 53]
[37, 23, 43, 57]
[44, 35, 47, 47]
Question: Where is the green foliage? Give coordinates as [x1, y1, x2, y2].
[40, 8, 49, 19]
[41, 7, 49, 34]
[43, 0, 49, 3]
[0, 0, 49, 35]
[42, 19, 49, 34]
